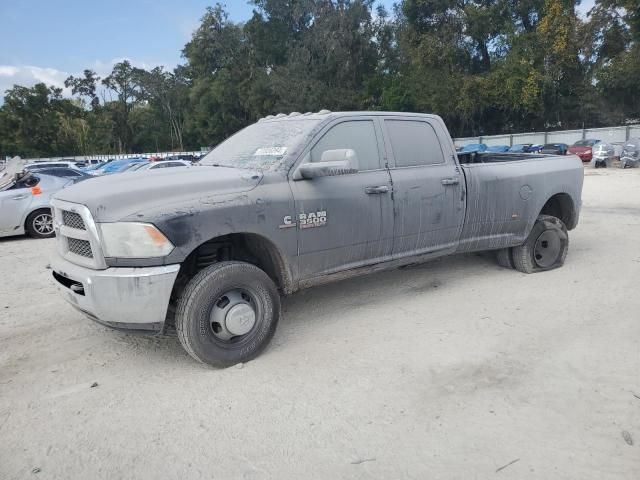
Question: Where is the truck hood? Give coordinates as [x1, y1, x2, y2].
[53, 166, 263, 222]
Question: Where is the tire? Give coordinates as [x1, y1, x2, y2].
[175, 261, 280, 367]
[25, 209, 55, 239]
[512, 215, 568, 274]
[496, 248, 514, 269]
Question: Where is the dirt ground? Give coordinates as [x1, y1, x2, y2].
[1, 167, 639, 480]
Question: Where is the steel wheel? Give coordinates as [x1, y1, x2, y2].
[32, 213, 54, 236]
[533, 230, 562, 268]
[209, 288, 257, 342]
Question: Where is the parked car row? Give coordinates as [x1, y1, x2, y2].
[457, 137, 640, 168]
[24, 157, 194, 177]
[458, 143, 546, 154]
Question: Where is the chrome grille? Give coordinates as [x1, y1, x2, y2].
[52, 199, 106, 269]
[62, 211, 86, 230]
[67, 238, 93, 258]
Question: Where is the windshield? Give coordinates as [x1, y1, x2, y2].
[573, 139, 598, 147]
[200, 119, 321, 170]
[100, 160, 139, 173]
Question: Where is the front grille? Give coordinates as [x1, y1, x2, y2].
[67, 238, 93, 258]
[62, 211, 86, 230]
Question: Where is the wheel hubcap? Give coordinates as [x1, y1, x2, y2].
[533, 230, 561, 268]
[33, 214, 53, 235]
[210, 289, 256, 341]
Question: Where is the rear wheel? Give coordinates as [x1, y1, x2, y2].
[175, 261, 280, 367]
[25, 209, 55, 239]
[512, 215, 568, 274]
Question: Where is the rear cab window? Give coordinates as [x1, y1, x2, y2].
[384, 119, 446, 168]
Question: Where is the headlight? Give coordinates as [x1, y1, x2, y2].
[98, 222, 174, 258]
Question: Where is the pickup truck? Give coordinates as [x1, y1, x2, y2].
[50, 111, 583, 367]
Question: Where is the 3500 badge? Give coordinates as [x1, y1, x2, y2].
[279, 211, 328, 229]
[299, 211, 327, 229]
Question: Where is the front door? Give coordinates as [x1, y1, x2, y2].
[381, 117, 465, 257]
[291, 118, 394, 279]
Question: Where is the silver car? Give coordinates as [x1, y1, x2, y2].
[591, 142, 616, 168]
[1, 160, 75, 239]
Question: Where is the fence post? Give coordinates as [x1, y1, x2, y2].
[627, 126, 630, 141]
[544, 131, 548, 144]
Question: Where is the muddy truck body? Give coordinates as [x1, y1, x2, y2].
[50, 111, 584, 366]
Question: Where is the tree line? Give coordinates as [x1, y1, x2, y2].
[1, 0, 638, 158]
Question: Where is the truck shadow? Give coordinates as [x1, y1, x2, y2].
[108, 252, 502, 368]
[278, 252, 499, 331]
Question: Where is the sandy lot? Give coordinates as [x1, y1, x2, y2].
[1, 167, 639, 479]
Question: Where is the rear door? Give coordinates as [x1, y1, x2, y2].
[290, 117, 394, 279]
[381, 117, 465, 257]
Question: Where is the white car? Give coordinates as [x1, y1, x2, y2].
[25, 161, 81, 171]
[125, 160, 191, 172]
[1, 160, 75, 239]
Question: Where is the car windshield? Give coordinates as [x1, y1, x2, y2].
[101, 160, 141, 172]
[573, 139, 598, 147]
[200, 119, 321, 170]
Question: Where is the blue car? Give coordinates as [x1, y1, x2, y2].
[461, 143, 488, 153]
[91, 158, 147, 176]
[508, 144, 533, 153]
[486, 145, 510, 153]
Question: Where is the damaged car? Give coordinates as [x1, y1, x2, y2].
[0, 158, 75, 239]
[591, 142, 617, 168]
[620, 138, 640, 168]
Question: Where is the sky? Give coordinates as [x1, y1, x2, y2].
[0, 0, 594, 97]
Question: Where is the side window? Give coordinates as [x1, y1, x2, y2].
[311, 120, 381, 171]
[385, 120, 445, 167]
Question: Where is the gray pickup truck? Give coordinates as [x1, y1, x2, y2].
[50, 111, 583, 366]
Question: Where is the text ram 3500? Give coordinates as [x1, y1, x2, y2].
[51, 111, 583, 366]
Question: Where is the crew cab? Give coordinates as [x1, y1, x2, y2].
[50, 111, 583, 366]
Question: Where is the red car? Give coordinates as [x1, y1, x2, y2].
[568, 139, 601, 162]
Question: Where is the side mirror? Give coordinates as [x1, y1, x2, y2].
[297, 149, 359, 179]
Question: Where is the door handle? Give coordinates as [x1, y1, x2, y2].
[441, 178, 460, 186]
[365, 185, 390, 194]
[11, 195, 28, 200]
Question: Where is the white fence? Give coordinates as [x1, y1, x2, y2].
[17, 151, 206, 163]
[454, 125, 640, 147]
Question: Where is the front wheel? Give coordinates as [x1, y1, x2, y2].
[175, 261, 280, 367]
[25, 209, 55, 239]
[512, 215, 569, 274]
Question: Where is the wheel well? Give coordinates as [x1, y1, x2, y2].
[24, 207, 51, 228]
[540, 193, 576, 229]
[170, 233, 292, 307]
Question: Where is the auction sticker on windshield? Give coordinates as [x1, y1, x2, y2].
[254, 147, 287, 156]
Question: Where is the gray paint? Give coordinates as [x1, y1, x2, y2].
[52, 112, 583, 306]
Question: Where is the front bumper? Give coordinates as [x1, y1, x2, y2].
[51, 253, 180, 333]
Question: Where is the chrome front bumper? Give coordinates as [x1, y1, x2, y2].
[51, 253, 180, 332]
